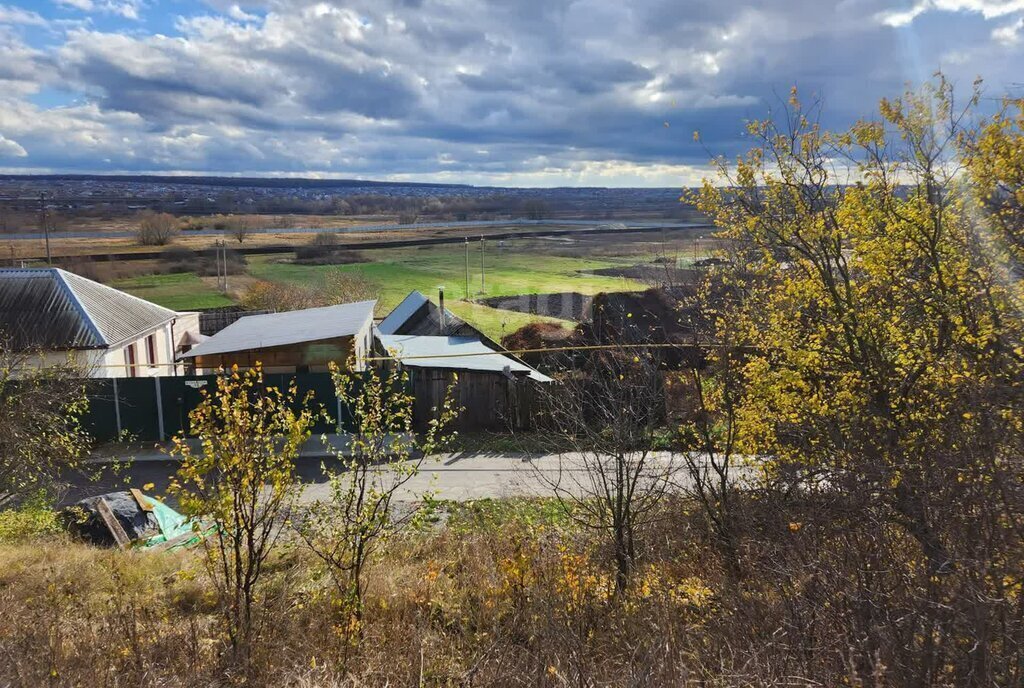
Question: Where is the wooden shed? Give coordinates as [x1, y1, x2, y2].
[375, 334, 551, 431]
[179, 301, 376, 373]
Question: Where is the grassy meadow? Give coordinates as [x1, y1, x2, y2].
[112, 273, 235, 311]
[110, 234, 681, 337]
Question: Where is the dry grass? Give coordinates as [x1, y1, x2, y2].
[0, 494, 1019, 687]
[0, 219, 683, 261]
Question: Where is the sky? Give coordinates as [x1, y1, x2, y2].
[0, 0, 1021, 187]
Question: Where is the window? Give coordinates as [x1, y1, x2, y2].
[125, 343, 138, 377]
[146, 333, 157, 367]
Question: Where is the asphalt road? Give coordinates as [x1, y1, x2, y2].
[6, 218, 701, 241]
[61, 451, 702, 507]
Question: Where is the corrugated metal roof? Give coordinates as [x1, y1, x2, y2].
[377, 334, 552, 382]
[0, 268, 177, 350]
[181, 300, 376, 358]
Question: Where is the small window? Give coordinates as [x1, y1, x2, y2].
[146, 334, 157, 366]
[125, 343, 138, 377]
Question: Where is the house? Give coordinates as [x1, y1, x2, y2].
[179, 300, 376, 373]
[374, 291, 552, 430]
[0, 267, 199, 378]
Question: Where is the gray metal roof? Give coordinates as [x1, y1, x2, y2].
[377, 289, 484, 339]
[0, 268, 177, 350]
[181, 300, 376, 359]
[377, 334, 552, 382]
[377, 291, 428, 334]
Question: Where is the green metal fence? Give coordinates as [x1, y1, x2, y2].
[81, 372, 350, 443]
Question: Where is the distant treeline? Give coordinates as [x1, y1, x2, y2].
[0, 174, 470, 190]
[0, 183, 702, 231]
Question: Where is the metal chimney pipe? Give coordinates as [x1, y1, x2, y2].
[438, 286, 446, 334]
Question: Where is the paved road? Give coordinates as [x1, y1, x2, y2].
[6, 218, 703, 241]
[62, 450, 709, 507]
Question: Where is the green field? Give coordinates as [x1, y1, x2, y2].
[113, 237, 669, 338]
[247, 243, 649, 337]
[113, 272, 234, 311]
[249, 245, 646, 304]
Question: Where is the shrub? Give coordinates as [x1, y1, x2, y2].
[193, 248, 247, 276]
[135, 211, 180, 246]
[0, 503, 60, 543]
[241, 272, 375, 312]
[293, 247, 366, 266]
[311, 231, 338, 247]
[159, 246, 199, 274]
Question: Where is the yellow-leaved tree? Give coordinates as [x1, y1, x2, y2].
[695, 78, 1023, 570]
[0, 347, 90, 501]
[963, 97, 1024, 266]
[296, 359, 458, 647]
[690, 77, 1024, 682]
[169, 364, 319, 668]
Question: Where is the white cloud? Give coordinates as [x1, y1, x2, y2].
[877, 3, 928, 26]
[55, 0, 95, 11]
[877, 0, 1024, 27]
[0, 5, 47, 25]
[993, 15, 1024, 41]
[227, 4, 259, 22]
[0, 134, 27, 157]
[55, 0, 143, 20]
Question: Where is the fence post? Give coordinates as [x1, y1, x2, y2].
[112, 377, 122, 437]
[154, 376, 165, 442]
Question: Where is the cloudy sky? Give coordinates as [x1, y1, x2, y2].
[0, 0, 1020, 186]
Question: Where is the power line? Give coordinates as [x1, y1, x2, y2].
[26, 341, 724, 371]
[361, 341, 715, 363]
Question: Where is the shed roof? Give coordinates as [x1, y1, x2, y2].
[0, 268, 177, 350]
[180, 300, 376, 359]
[377, 290, 429, 334]
[376, 289, 481, 338]
[377, 334, 552, 382]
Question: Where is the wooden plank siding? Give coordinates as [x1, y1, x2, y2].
[408, 368, 538, 431]
[192, 335, 355, 374]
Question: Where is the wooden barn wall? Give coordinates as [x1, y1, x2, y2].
[408, 368, 537, 431]
[194, 336, 354, 373]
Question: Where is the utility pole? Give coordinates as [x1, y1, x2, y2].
[479, 236, 485, 294]
[215, 241, 226, 293]
[464, 237, 470, 299]
[40, 192, 51, 265]
[220, 241, 228, 293]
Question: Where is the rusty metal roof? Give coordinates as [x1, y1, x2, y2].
[0, 268, 177, 350]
